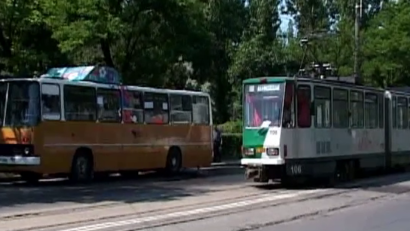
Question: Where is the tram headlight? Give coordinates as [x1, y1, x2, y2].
[267, 148, 279, 156]
[242, 148, 255, 156]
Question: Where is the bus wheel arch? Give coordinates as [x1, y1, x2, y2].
[69, 147, 94, 183]
[165, 146, 182, 174]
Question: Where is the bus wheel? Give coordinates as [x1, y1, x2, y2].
[21, 172, 41, 184]
[165, 148, 182, 174]
[70, 152, 93, 183]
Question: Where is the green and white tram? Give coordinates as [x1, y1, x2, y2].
[241, 76, 410, 184]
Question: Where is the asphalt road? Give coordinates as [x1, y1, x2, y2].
[264, 193, 410, 231]
[2, 167, 410, 231]
[0, 166, 244, 217]
[66, 172, 410, 231]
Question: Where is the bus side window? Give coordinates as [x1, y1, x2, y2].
[144, 92, 169, 124]
[170, 94, 192, 124]
[192, 96, 210, 125]
[96, 88, 121, 123]
[297, 85, 311, 128]
[123, 90, 143, 123]
[64, 85, 96, 121]
[41, 83, 61, 120]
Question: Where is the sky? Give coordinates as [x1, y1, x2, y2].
[280, 15, 292, 32]
[244, 0, 294, 33]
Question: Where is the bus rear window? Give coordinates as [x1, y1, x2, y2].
[192, 96, 210, 124]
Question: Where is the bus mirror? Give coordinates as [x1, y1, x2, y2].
[310, 101, 315, 116]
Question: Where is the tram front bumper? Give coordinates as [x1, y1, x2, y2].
[241, 158, 285, 166]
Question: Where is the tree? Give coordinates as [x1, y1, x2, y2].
[362, 0, 410, 87]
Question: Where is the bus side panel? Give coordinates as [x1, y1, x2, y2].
[40, 121, 122, 174]
[120, 123, 212, 171]
[36, 121, 75, 174]
[180, 124, 212, 168]
[121, 123, 167, 171]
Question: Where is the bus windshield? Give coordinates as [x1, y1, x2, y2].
[244, 83, 285, 127]
[2, 81, 40, 127]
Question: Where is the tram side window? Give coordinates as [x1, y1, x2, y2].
[170, 94, 192, 123]
[379, 94, 384, 128]
[364, 93, 378, 129]
[297, 85, 311, 128]
[144, 92, 169, 124]
[408, 97, 410, 129]
[123, 90, 143, 123]
[41, 84, 61, 120]
[314, 86, 331, 128]
[350, 91, 364, 128]
[393, 97, 397, 128]
[333, 88, 349, 128]
[193, 96, 210, 124]
[97, 88, 121, 122]
[397, 97, 408, 129]
[64, 85, 97, 121]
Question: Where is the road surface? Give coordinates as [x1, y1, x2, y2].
[0, 166, 410, 231]
[262, 193, 410, 231]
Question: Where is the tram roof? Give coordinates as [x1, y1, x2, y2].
[243, 76, 387, 92]
[243, 77, 289, 84]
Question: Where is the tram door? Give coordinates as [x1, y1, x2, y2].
[295, 84, 313, 159]
[313, 86, 332, 158]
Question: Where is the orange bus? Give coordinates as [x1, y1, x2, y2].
[0, 65, 213, 183]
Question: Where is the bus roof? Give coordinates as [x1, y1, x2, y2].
[45, 65, 122, 85]
[0, 76, 210, 97]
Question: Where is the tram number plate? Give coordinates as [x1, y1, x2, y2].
[290, 164, 302, 175]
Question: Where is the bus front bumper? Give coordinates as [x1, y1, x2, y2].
[0, 156, 40, 166]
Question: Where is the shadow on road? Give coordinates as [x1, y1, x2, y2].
[336, 171, 410, 195]
[0, 166, 243, 212]
[249, 170, 410, 194]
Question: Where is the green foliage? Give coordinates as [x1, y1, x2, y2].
[221, 134, 242, 160]
[0, 0, 409, 125]
[219, 120, 243, 134]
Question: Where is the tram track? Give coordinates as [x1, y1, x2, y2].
[58, 173, 410, 231]
[0, 168, 271, 222]
[2, 169, 410, 231]
[0, 182, 276, 222]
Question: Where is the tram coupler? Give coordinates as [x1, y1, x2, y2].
[245, 166, 269, 183]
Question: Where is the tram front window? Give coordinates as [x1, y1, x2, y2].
[244, 83, 285, 127]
